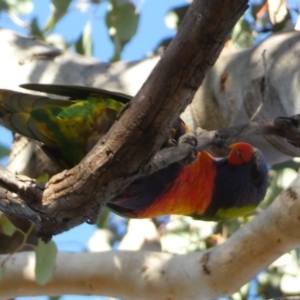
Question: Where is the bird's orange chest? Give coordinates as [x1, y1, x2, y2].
[139, 152, 217, 217]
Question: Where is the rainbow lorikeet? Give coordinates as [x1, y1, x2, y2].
[108, 142, 268, 220]
[0, 84, 269, 221]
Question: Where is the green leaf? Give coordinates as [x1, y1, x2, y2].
[30, 17, 45, 39]
[35, 239, 57, 285]
[0, 266, 5, 283]
[106, 2, 139, 61]
[44, 0, 72, 32]
[0, 215, 16, 237]
[231, 17, 253, 49]
[0, 1, 9, 12]
[0, 143, 9, 159]
[75, 21, 93, 56]
[49, 296, 61, 300]
[97, 208, 110, 228]
[0, 0, 33, 15]
[106, 3, 139, 42]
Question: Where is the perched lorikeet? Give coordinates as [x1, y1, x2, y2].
[0, 84, 269, 221]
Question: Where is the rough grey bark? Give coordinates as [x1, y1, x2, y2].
[1, 174, 300, 300]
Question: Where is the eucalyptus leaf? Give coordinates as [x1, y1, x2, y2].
[44, 0, 72, 32]
[35, 239, 57, 285]
[0, 0, 9, 12]
[97, 208, 110, 229]
[106, 3, 139, 42]
[30, 17, 44, 39]
[0, 143, 9, 159]
[75, 21, 93, 56]
[0, 215, 16, 236]
[231, 17, 253, 49]
[106, 2, 139, 61]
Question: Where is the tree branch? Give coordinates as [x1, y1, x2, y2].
[144, 114, 300, 174]
[1, 30, 300, 172]
[1, 171, 300, 299]
[1, 112, 300, 235]
[0, 0, 249, 240]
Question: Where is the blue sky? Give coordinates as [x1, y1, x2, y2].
[0, 0, 187, 299]
[2, 1, 299, 299]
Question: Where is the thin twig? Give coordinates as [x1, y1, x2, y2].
[145, 114, 300, 174]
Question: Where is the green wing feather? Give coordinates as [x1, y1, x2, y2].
[0, 84, 131, 167]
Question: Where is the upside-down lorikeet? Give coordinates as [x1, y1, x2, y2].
[108, 142, 268, 220]
[0, 84, 269, 221]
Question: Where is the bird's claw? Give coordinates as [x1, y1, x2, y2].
[178, 133, 198, 147]
[166, 138, 177, 147]
[178, 133, 198, 166]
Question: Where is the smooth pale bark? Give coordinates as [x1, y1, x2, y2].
[0, 173, 300, 299]
[191, 30, 300, 163]
[1, 30, 300, 171]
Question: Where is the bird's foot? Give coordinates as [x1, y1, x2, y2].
[178, 133, 198, 166]
[166, 138, 177, 147]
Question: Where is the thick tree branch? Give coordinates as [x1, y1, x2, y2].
[1, 112, 300, 233]
[144, 114, 300, 174]
[1, 30, 300, 172]
[0, 0, 248, 239]
[1, 171, 300, 299]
